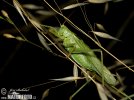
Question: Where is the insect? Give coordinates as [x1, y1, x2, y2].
[48, 25, 117, 85]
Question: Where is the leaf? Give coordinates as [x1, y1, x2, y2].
[36, 10, 55, 16]
[1, 10, 13, 24]
[92, 31, 120, 41]
[15, 36, 25, 41]
[0, 16, 5, 20]
[104, 2, 109, 14]
[62, 3, 88, 10]
[23, 4, 44, 10]
[3, 33, 15, 39]
[50, 76, 84, 81]
[1, 10, 9, 18]
[3, 33, 25, 41]
[87, 0, 110, 3]
[37, 33, 52, 52]
[73, 64, 78, 78]
[87, 0, 123, 3]
[115, 59, 134, 67]
[13, 0, 27, 24]
[96, 83, 108, 100]
[41, 89, 49, 100]
[113, 0, 123, 2]
[110, 59, 134, 69]
[96, 23, 106, 31]
[30, 19, 43, 31]
[121, 94, 134, 100]
[73, 64, 78, 84]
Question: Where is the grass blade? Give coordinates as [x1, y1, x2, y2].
[41, 89, 50, 100]
[62, 3, 88, 10]
[37, 33, 52, 52]
[13, 0, 27, 24]
[87, 0, 110, 3]
[92, 31, 120, 41]
[50, 76, 84, 81]
[23, 4, 44, 10]
[96, 83, 108, 100]
[96, 23, 106, 31]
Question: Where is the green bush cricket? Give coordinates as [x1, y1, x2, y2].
[48, 25, 117, 85]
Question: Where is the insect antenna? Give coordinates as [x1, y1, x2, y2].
[62, 12, 74, 25]
[53, 0, 74, 26]
[75, 0, 93, 31]
[53, 0, 62, 26]
[53, 0, 63, 15]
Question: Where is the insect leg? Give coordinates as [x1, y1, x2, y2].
[69, 80, 91, 100]
[91, 49, 103, 64]
[91, 49, 105, 85]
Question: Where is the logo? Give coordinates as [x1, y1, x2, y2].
[1, 88, 36, 100]
[1, 88, 7, 95]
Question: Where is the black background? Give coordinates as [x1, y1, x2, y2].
[0, 0, 134, 100]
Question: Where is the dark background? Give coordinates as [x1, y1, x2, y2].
[0, 0, 134, 99]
